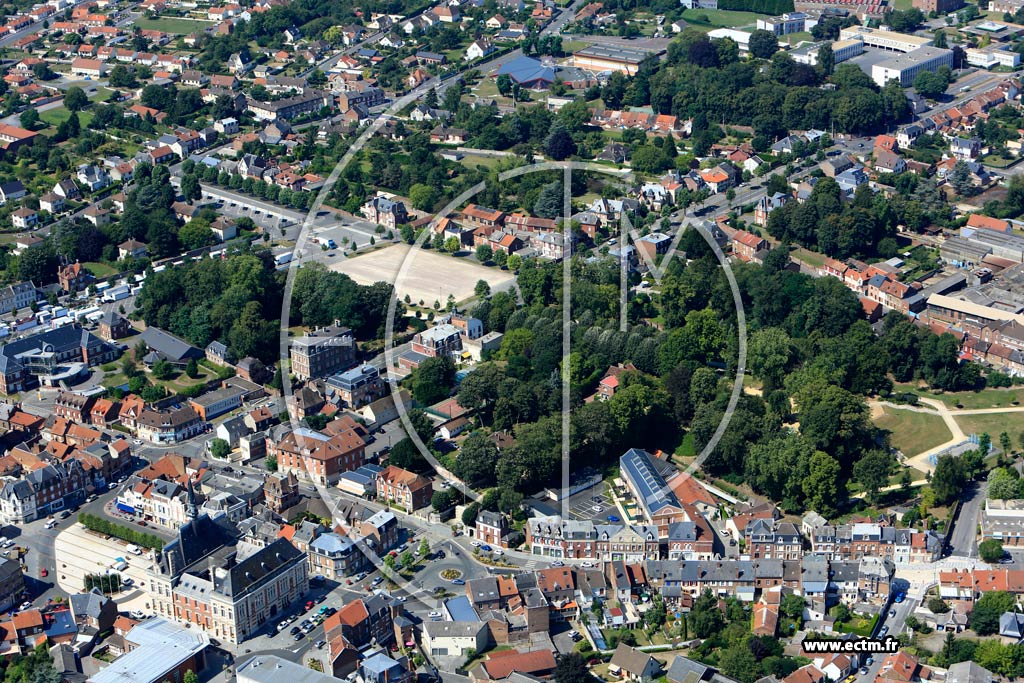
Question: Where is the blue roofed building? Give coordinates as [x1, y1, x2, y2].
[619, 448, 688, 538]
[307, 532, 367, 580]
[443, 595, 480, 622]
[496, 55, 556, 89]
[359, 652, 414, 683]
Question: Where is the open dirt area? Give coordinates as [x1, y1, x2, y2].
[54, 523, 155, 612]
[330, 243, 515, 305]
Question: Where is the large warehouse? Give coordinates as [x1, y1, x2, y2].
[839, 25, 933, 52]
[496, 55, 556, 89]
[572, 44, 658, 75]
[871, 46, 953, 86]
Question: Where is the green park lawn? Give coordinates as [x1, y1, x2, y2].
[132, 16, 214, 34]
[39, 107, 94, 130]
[873, 406, 952, 457]
[895, 383, 1024, 410]
[680, 8, 764, 29]
[955, 413, 1024, 441]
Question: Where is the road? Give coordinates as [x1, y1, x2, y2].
[947, 478, 987, 559]
[852, 594, 918, 683]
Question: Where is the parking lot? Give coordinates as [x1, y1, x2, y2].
[566, 482, 621, 522]
[53, 523, 152, 612]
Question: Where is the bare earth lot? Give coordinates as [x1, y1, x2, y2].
[331, 243, 515, 304]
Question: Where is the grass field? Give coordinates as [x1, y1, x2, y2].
[39, 107, 94, 130]
[792, 247, 826, 269]
[680, 8, 764, 29]
[896, 383, 1024, 409]
[874, 406, 953, 457]
[955, 413, 1024, 440]
[83, 262, 117, 278]
[132, 16, 214, 34]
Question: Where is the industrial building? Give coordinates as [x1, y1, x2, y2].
[966, 45, 1021, 68]
[871, 46, 953, 87]
[572, 44, 658, 75]
[791, 38, 864, 65]
[839, 25, 933, 52]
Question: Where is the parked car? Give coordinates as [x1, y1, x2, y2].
[428, 611, 442, 618]
[451, 578, 465, 585]
[316, 640, 326, 649]
[130, 610, 146, 619]
[552, 561, 565, 567]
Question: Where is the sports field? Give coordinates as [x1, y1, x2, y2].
[330, 243, 514, 305]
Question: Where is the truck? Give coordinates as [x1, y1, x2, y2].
[314, 237, 336, 249]
[275, 251, 294, 266]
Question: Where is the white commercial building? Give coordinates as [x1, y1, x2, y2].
[791, 38, 864, 65]
[966, 45, 1021, 68]
[840, 25, 933, 52]
[871, 46, 953, 87]
[707, 28, 753, 51]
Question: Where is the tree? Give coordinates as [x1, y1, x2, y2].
[853, 451, 894, 503]
[453, 432, 500, 487]
[20, 108, 39, 129]
[928, 597, 950, 613]
[474, 279, 491, 298]
[817, 43, 835, 76]
[914, 70, 948, 99]
[970, 591, 1016, 635]
[690, 590, 724, 638]
[400, 550, 416, 569]
[781, 593, 806, 620]
[151, 359, 175, 380]
[497, 73, 513, 97]
[184, 671, 198, 683]
[181, 173, 201, 202]
[185, 358, 199, 378]
[462, 501, 481, 527]
[534, 181, 564, 219]
[475, 245, 493, 264]
[64, 86, 88, 112]
[719, 640, 763, 683]
[804, 451, 842, 516]
[431, 489, 454, 511]
[749, 29, 780, 59]
[979, 539, 1006, 563]
[544, 122, 576, 161]
[931, 453, 968, 505]
[553, 653, 596, 683]
[210, 438, 230, 459]
[408, 184, 437, 211]
[418, 538, 430, 556]
[412, 356, 455, 405]
[265, 454, 278, 471]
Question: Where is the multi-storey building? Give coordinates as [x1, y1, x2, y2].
[0, 458, 87, 523]
[745, 519, 803, 561]
[376, 465, 433, 511]
[307, 532, 368, 580]
[270, 421, 366, 487]
[289, 321, 355, 381]
[135, 406, 204, 444]
[410, 324, 462, 359]
[327, 365, 386, 408]
[148, 516, 308, 644]
[53, 391, 95, 423]
[0, 325, 118, 394]
[810, 523, 942, 563]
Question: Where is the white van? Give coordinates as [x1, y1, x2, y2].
[114, 561, 129, 572]
[126, 544, 141, 555]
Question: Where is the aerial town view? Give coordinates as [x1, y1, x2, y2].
[7, 0, 1024, 681]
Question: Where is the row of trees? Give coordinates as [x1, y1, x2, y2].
[78, 513, 165, 551]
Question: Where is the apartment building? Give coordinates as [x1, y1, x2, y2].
[289, 321, 355, 381]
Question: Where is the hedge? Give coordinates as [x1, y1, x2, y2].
[78, 513, 165, 551]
